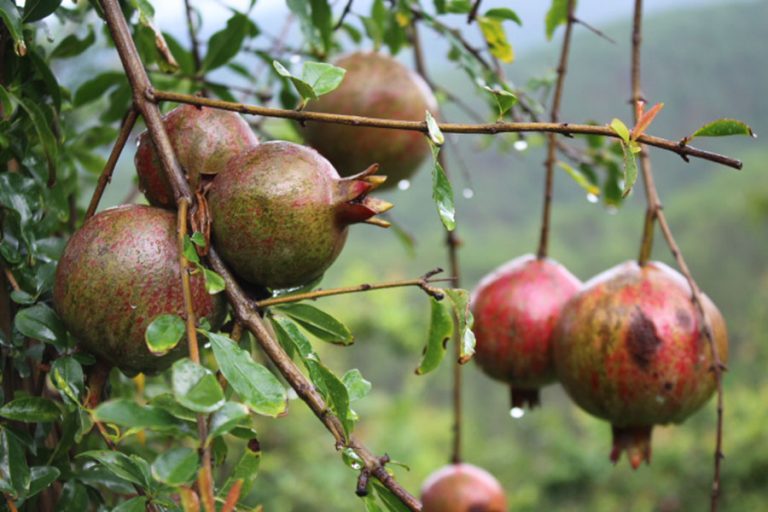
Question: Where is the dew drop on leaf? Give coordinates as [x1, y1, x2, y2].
[586, 193, 599, 204]
[513, 140, 528, 151]
[462, 188, 474, 199]
[397, 179, 411, 191]
[510, 407, 525, 419]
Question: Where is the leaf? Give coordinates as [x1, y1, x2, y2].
[309, 0, 333, 55]
[93, 399, 187, 433]
[0, 0, 26, 56]
[342, 369, 372, 402]
[202, 12, 249, 72]
[14, 303, 68, 348]
[14, 95, 58, 185]
[610, 118, 631, 144]
[27, 466, 60, 498]
[273, 60, 316, 105]
[0, 397, 60, 423]
[74, 72, 127, 107]
[274, 303, 353, 345]
[444, 289, 476, 363]
[171, 358, 226, 414]
[0, 428, 30, 498]
[631, 102, 664, 140]
[112, 497, 148, 512]
[145, 314, 185, 356]
[57, 480, 88, 512]
[219, 440, 261, 497]
[372, 481, 411, 512]
[482, 85, 517, 120]
[207, 402, 250, 442]
[190, 231, 206, 246]
[425, 111, 444, 146]
[416, 298, 454, 375]
[151, 447, 198, 486]
[557, 161, 600, 196]
[207, 332, 287, 417]
[429, 144, 456, 231]
[484, 7, 522, 25]
[51, 26, 96, 59]
[545, 0, 571, 40]
[78, 451, 152, 489]
[50, 356, 84, 404]
[23, 0, 62, 22]
[688, 118, 756, 141]
[301, 61, 346, 97]
[202, 268, 226, 295]
[478, 16, 514, 63]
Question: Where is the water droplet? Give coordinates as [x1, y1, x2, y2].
[513, 140, 528, 152]
[586, 193, 599, 203]
[289, 54, 301, 64]
[462, 188, 474, 199]
[397, 179, 411, 191]
[129, 304, 137, 310]
[606, 206, 619, 215]
[510, 407, 525, 419]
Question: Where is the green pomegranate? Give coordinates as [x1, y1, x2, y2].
[421, 463, 507, 512]
[135, 104, 259, 208]
[552, 260, 728, 468]
[302, 51, 438, 188]
[207, 141, 392, 290]
[53, 205, 226, 375]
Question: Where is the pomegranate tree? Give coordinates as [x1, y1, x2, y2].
[420, 463, 507, 512]
[552, 260, 729, 468]
[471, 254, 582, 408]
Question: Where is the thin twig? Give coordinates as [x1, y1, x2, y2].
[183, 0, 203, 75]
[4, 494, 18, 512]
[467, 0, 482, 24]
[334, 0, 354, 30]
[537, 0, 576, 259]
[572, 16, 616, 44]
[630, 3, 725, 510]
[151, 90, 743, 170]
[255, 271, 449, 309]
[2, 267, 20, 292]
[85, 108, 138, 220]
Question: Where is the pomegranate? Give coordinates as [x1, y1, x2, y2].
[552, 260, 728, 468]
[302, 51, 438, 188]
[135, 104, 259, 207]
[207, 141, 392, 290]
[421, 463, 507, 512]
[53, 205, 226, 375]
[471, 254, 581, 409]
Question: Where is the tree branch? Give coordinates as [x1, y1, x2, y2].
[151, 90, 743, 170]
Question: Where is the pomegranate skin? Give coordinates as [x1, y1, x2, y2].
[53, 205, 226, 375]
[421, 463, 507, 512]
[471, 254, 582, 408]
[552, 260, 728, 468]
[207, 141, 391, 290]
[302, 51, 438, 187]
[135, 104, 259, 208]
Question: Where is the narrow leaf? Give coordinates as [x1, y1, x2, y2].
[93, 399, 187, 433]
[425, 111, 444, 146]
[0, 0, 26, 56]
[274, 303, 353, 345]
[444, 289, 476, 363]
[202, 13, 249, 72]
[631, 102, 664, 140]
[0, 397, 60, 423]
[429, 144, 456, 231]
[485, 7, 522, 25]
[78, 451, 152, 488]
[478, 16, 514, 63]
[610, 118, 630, 144]
[0, 428, 30, 498]
[619, 141, 638, 197]
[219, 441, 261, 497]
[557, 161, 600, 196]
[27, 466, 60, 498]
[416, 298, 454, 375]
[14, 303, 67, 348]
[689, 118, 756, 141]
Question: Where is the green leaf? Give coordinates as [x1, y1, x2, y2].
[310, 0, 333, 55]
[478, 16, 514, 63]
[27, 466, 60, 498]
[425, 110, 444, 146]
[93, 399, 187, 433]
[207, 401, 250, 442]
[619, 141, 639, 197]
[202, 268, 226, 295]
[557, 161, 600, 196]
[610, 118, 630, 144]
[14, 303, 68, 348]
[273, 60, 316, 105]
[171, 358, 226, 414]
[545, 0, 572, 40]
[372, 481, 411, 512]
[50, 356, 84, 404]
[51, 26, 96, 59]
[14, 95, 58, 184]
[151, 447, 198, 486]
[0, 0, 26, 56]
[145, 314, 185, 356]
[688, 118, 756, 140]
[0, 397, 60, 423]
[202, 13, 249, 72]
[23, 0, 62, 22]
[219, 440, 261, 497]
[485, 7, 522, 25]
[182, 235, 201, 265]
[78, 451, 152, 489]
[112, 497, 148, 512]
[190, 231, 206, 246]
[416, 298, 454, 375]
[274, 303, 353, 345]
[342, 369, 372, 402]
[482, 85, 517, 120]
[207, 332, 287, 417]
[0, 428, 30, 498]
[444, 289, 476, 363]
[57, 480, 88, 512]
[429, 143, 456, 231]
[73, 72, 127, 107]
[302, 61, 346, 96]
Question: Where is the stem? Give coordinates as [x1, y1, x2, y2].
[207, 248, 422, 511]
[85, 108, 138, 220]
[466, 0, 482, 24]
[630, 2, 725, 509]
[183, 0, 203, 76]
[151, 90, 742, 170]
[334, 0, 354, 30]
[255, 271, 449, 309]
[537, 0, 576, 260]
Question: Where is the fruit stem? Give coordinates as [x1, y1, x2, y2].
[610, 425, 652, 469]
[510, 387, 541, 410]
[536, 0, 576, 260]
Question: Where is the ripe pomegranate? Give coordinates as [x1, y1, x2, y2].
[207, 141, 392, 290]
[421, 463, 507, 512]
[302, 51, 438, 188]
[53, 205, 226, 375]
[552, 260, 728, 468]
[471, 254, 581, 409]
[135, 104, 259, 207]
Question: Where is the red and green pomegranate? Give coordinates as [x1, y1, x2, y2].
[53, 205, 226, 375]
[421, 463, 507, 512]
[552, 260, 728, 468]
[135, 104, 259, 207]
[207, 141, 392, 290]
[302, 51, 438, 187]
[471, 254, 582, 409]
